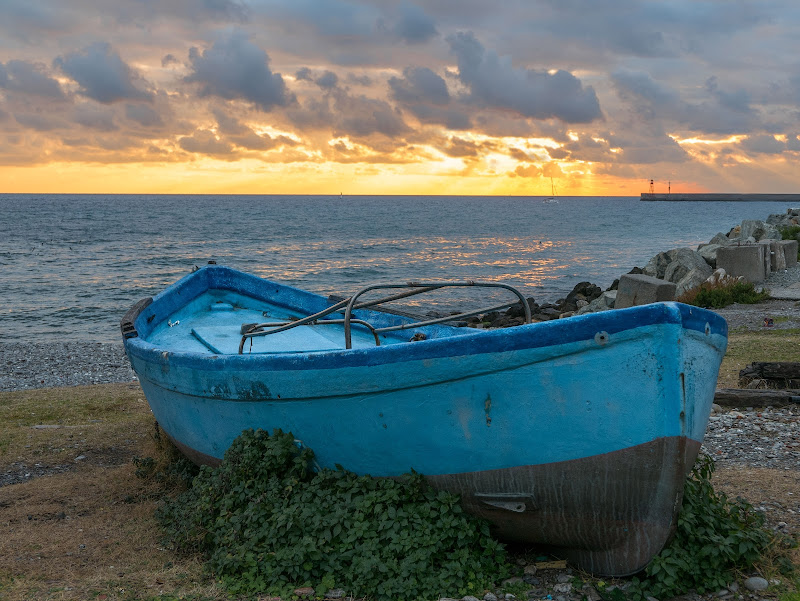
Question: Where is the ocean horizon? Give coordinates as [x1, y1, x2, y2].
[1, 193, 794, 344]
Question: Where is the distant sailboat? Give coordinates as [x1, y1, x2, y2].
[543, 178, 559, 204]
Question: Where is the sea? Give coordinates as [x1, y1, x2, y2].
[1, 194, 795, 344]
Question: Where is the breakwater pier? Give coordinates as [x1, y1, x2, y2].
[641, 193, 800, 202]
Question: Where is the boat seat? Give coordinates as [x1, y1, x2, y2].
[192, 325, 342, 354]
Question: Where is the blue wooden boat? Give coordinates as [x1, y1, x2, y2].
[121, 264, 727, 576]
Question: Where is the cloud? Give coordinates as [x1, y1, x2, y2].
[0, 60, 66, 99]
[391, 2, 438, 44]
[333, 91, 410, 138]
[316, 71, 339, 89]
[178, 129, 234, 156]
[73, 104, 117, 131]
[54, 42, 153, 104]
[388, 66, 471, 130]
[125, 103, 164, 127]
[446, 31, 602, 123]
[389, 67, 449, 105]
[612, 70, 761, 135]
[185, 30, 295, 111]
[740, 134, 787, 155]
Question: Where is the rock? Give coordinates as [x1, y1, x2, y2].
[484, 593, 498, 601]
[643, 250, 674, 279]
[463, 596, 481, 601]
[663, 248, 713, 285]
[615, 273, 676, 308]
[697, 243, 722, 268]
[676, 267, 713, 297]
[743, 577, 769, 592]
[582, 586, 602, 601]
[293, 587, 314, 597]
[556, 574, 571, 583]
[326, 589, 346, 599]
[577, 290, 617, 314]
[739, 220, 780, 242]
[709, 232, 731, 245]
[553, 583, 572, 594]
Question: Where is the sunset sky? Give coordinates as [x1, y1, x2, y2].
[1, 0, 799, 196]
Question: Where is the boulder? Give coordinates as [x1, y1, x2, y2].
[738, 219, 780, 242]
[642, 251, 674, 279]
[615, 274, 676, 309]
[676, 268, 713, 297]
[663, 248, 713, 285]
[708, 232, 730, 246]
[697, 243, 722, 268]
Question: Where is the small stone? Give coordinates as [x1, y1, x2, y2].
[728, 583, 740, 593]
[326, 589, 345, 599]
[293, 587, 314, 597]
[522, 575, 539, 586]
[502, 577, 523, 587]
[553, 583, 572, 594]
[484, 594, 498, 601]
[744, 577, 768, 592]
[583, 586, 602, 601]
[463, 596, 481, 601]
[556, 574, 571, 583]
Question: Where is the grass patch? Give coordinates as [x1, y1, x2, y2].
[717, 328, 800, 388]
[0, 383, 226, 601]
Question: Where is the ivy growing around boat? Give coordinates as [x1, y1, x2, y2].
[154, 428, 512, 600]
[148, 428, 790, 601]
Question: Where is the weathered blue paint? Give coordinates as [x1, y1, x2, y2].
[122, 265, 728, 575]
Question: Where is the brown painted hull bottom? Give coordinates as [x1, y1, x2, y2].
[172, 435, 698, 577]
[428, 437, 700, 576]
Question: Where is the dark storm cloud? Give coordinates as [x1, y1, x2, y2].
[446, 32, 602, 123]
[54, 42, 153, 104]
[0, 60, 66, 99]
[612, 70, 760, 135]
[185, 30, 295, 112]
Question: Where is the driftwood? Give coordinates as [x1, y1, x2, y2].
[715, 388, 800, 407]
[738, 361, 800, 389]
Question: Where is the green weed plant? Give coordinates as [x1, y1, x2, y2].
[626, 454, 778, 600]
[156, 429, 509, 600]
[679, 280, 769, 309]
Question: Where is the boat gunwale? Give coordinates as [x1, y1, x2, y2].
[123, 265, 728, 373]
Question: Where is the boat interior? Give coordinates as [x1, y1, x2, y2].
[144, 281, 532, 356]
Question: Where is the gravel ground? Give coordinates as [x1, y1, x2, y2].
[0, 341, 136, 391]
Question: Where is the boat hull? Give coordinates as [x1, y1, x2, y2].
[122, 265, 727, 575]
